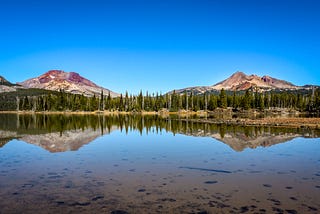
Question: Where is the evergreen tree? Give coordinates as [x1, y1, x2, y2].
[99, 90, 104, 111]
[190, 91, 194, 111]
[258, 93, 264, 110]
[218, 88, 227, 108]
[242, 90, 251, 110]
[264, 93, 270, 109]
[315, 88, 320, 111]
[137, 90, 143, 111]
[124, 91, 129, 111]
[170, 90, 179, 112]
[106, 92, 112, 111]
[58, 89, 65, 111]
[89, 94, 98, 111]
[208, 94, 217, 110]
[119, 94, 124, 111]
[24, 96, 30, 110]
[184, 91, 188, 111]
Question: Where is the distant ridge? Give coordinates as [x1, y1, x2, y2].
[0, 75, 14, 86]
[18, 70, 119, 97]
[170, 71, 307, 95]
[0, 75, 22, 93]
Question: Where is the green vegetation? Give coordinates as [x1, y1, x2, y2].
[0, 87, 319, 113]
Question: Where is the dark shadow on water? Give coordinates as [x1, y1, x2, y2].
[179, 166, 232, 174]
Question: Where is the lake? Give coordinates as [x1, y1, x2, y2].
[0, 114, 319, 213]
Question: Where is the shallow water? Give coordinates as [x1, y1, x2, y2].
[0, 114, 319, 213]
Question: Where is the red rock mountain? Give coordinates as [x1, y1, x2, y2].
[18, 70, 119, 97]
[171, 71, 300, 94]
[212, 71, 298, 90]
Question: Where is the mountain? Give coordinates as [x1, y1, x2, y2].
[0, 75, 13, 86]
[18, 70, 119, 97]
[212, 71, 298, 90]
[0, 75, 23, 93]
[171, 71, 302, 95]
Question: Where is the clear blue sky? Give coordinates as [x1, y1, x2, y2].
[0, 0, 319, 94]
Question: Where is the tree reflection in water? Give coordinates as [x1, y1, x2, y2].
[0, 113, 319, 152]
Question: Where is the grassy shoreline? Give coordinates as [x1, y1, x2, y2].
[0, 110, 205, 116]
[177, 117, 320, 129]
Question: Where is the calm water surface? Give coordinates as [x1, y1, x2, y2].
[0, 114, 319, 213]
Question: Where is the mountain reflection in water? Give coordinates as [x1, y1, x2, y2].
[0, 113, 319, 152]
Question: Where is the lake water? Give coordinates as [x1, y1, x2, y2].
[0, 114, 319, 213]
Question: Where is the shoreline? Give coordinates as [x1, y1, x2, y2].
[0, 110, 205, 116]
[177, 117, 320, 129]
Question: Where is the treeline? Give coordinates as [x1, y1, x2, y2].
[1, 88, 320, 112]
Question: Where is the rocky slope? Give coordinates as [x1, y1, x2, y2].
[18, 70, 119, 97]
[171, 71, 304, 94]
[0, 76, 13, 86]
[212, 71, 298, 90]
[0, 75, 23, 93]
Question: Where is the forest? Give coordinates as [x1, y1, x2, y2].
[0, 88, 319, 113]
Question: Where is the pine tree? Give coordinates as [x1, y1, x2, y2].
[106, 92, 111, 111]
[99, 90, 104, 111]
[208, 94, 217, 110]
[315, 88, 320, 111]
[119, 94, 124, 111]
[58, 89, 65, 111]
[218, 88, 227, 108]
[24, 96, 30, 110]
[137, 90, 143, 111]
[184, 91, 188, 111]
[190, 91, 194, 111]
[124, 91, 129, 111]
[204, 93, 208, 111]
[242, 90, 251, 110]
[258, 93, 264, 110]
[170, 90, 179, 112]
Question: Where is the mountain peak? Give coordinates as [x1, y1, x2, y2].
[170, 71, 301, 95]
[232, 71, 246, 76]
[212, 71, 298, 91]
[46, 70, 64, 74]
[18, 70, 119, 97]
